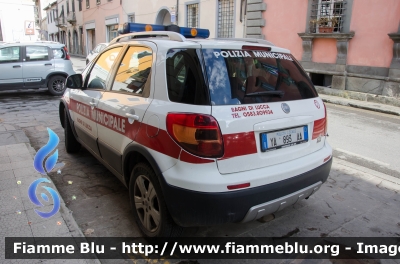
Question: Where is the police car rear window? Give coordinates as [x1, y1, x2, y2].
[202, 49, 317, 105]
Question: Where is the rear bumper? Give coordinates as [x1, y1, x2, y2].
[160, 157, 332, 227]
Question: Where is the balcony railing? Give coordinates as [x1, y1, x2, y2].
[67, 12, 76, 24]
[55, 16, 67, 28]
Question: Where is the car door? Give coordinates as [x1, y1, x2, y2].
[96, 44, 155, 175]
[0, 46, 23, 89]
[69, 45, 124, 157]
[23, 45, 54, 88]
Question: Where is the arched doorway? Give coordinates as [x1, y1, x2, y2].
[73, 30, 78, 54]
[155, 8, 172, 25]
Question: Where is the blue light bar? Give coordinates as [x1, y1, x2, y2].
[118, 23, 210, 39]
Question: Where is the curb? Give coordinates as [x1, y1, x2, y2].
[320, 96, 400, 116]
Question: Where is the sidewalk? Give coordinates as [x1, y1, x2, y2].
[0, 129, 99, 264]
[317, 86, 400, 116]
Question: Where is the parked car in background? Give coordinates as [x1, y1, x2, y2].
[0, 42, 75, 95]
[86, 43, 109, 65]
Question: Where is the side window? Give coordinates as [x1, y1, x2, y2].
[110, 46, 152, 97]
[86, 47, 122, 90]
[53, 48, 65, 59]
[26, 46, 49, 61]
[0, 47, 20, 63]
[166, 49, 209, 105]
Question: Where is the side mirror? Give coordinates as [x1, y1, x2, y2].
[90, 50, 93, 54]
[66, 74, 83, 89]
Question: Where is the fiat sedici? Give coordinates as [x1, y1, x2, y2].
[60, 23, 332, 237]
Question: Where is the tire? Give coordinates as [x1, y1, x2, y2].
[64, 108, 81, 153]
[129, 162, 183, 237]
[48, 75, 66, 96]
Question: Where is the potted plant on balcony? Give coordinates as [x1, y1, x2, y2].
[310, 17, 338, 33]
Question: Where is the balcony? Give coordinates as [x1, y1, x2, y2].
[67, 12, 76, 25]
[55, 17, 67, 29]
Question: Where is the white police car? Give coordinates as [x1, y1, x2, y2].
[59, 23, 332, 237]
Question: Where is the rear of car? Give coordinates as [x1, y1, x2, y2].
[155, 41, 332, 226]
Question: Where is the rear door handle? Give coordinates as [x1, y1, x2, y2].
[89, 102, 97, 106]
[126, 113, 139, 120]
[45, 63, 52, 66]
[13, 65, 21, 68]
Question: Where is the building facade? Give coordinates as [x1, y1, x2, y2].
[122, 0, 246, 39]
[83, 0, 125, 55]
[0, 0, 39, 42]
[249, 0, 400, 97]
[80, 0, 246, 55]
[56, 0, 84, 56]
[34, 0, 53, 40]
[44, 1, 60, 41]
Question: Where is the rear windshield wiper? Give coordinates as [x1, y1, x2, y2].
[244, 91, 285, 97]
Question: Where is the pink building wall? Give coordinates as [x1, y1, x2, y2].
[83, 0, 124, 45]
[262, 0, 308, 59]
[347, 0, 400, 68]
[312, 39, 337, 64]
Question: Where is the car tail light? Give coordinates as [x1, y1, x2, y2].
[63, 47, 70, 60]
[312, 102, 328, 140]
[166, 113, 224, 158]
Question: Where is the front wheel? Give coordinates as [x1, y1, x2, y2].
[129, 163, 183, 237]
[48, 75, 66, 96]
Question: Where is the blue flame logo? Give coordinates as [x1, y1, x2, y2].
[33, 128, 59, 174]
[30, 128, 61, 218]
[28, 178, 60, 218]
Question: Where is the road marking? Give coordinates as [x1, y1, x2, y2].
[335, 148, 390, 167]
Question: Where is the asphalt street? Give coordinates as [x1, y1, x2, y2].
[0, 56, 399, 263]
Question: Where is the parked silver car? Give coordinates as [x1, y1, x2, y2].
[86, 43, 108, 65]
[0, 42, 75, 95]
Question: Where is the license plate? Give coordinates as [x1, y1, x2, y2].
[260, 126, 308, 152]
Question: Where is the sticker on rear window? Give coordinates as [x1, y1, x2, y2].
[212, 50, 293, 61]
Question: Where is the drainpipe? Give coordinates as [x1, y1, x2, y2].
[242, 0, 247, 38]
[176, 0, 179, 25]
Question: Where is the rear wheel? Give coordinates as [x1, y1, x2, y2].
[48, 75, 66, 96]
[129, 162, 183, 237]
[64, 108, 81, 153]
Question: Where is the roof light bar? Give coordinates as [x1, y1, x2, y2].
[118, 23, 210, 39]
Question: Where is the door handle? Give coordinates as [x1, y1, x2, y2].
[44, 63, 52, 66]
[13, 65, 21, 68]
[126, 113, 139, 120]
[89, 102, 96, 106]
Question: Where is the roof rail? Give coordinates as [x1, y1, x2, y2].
[214, 38, 275, 46]
[109, 31, 186, 45]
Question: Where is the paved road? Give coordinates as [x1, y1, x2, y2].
[328, 104, 400, 178]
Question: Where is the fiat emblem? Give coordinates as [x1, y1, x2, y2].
[281, 103, 290, 114]
[314, 100, 320, 109]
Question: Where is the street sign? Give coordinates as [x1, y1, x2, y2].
[25, 21, 35, 35]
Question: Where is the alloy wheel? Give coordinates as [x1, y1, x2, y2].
[52, 78, 65, 92]
[133, 175, 160, 233]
